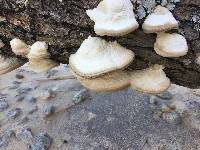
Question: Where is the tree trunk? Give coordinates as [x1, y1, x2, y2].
[0, 0, 200, 88]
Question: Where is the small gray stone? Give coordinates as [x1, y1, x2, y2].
[28, 133, 53, 150]
[42, 89, 56, 100]
[0, 100, 9, 112]
[16, 127, 33, 142]
[25, 96, 37, 103]
[42, 105, 55, 118]
[17, 88, 32, 94]
[15, 74, 24, 79]
[28, 106, 38, 115]
[162, 112, 181, 124]
[73, 89, 89, 104]
[6, 108, 21, 119]
[156, 91, 173, 100]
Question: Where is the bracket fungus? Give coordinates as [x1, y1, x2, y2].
[10, 38, 30, 57]
[27, 41, 59, 72]
[130, 65, 171, 94]
[69, 36, 135, 78]
[154, 33, 188, 57]
[0, 56, 23, 75]
[142, 5, 178, 33]
[0, 40, 5, 48]
[72, 70, 130, 92]
[86, 0, 139, 36]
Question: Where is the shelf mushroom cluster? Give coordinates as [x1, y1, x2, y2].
[69, 0, 179, 94]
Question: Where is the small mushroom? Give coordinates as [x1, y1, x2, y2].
[0, 40, 5, 48]
[130, 65, 171, 94]
[0, 56, 23, 75]
[69, 36, 135, 78]
[154, 33, 188, 57]
[86, 0, 139, 36]
[27, 41, 59, 72]
[71, 69, 130, 92]
[142, 5, 178, 33]
[10, 38, 30, 57]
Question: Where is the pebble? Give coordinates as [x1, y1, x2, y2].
[0, 100, 9, 112]
[156, 91, 173, 100]
[25, 96, 37, 103]
[72, 89, 89, 104]
[42, 105, 56, 118]
[6, 108, 21, 119]
[162, 112, 181, 124]
[15, 74, 24, 79]
[0, 129, 14, 148]
[28, 106, 38, 115]
[17, 88, 32, 95]
[16, 127, 33, 142]
[42, 89, 56, 100]
[28, 133, 53, 150]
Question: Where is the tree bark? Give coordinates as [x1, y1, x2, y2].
[0, 0, 200, 88]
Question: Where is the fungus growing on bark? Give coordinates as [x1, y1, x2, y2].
[130, 65, 171, 94]
[0, 40, 5, 48]
[69, 36, 135, 78]
[27, 41, 58, 72]
[86, 0, 139, 36]
[0, 56, 23, 75]
[154, 33, 188, 57]
[72, 69, 130, 92]
[10, 38, 30, 57]
[142, 5, 178, 33]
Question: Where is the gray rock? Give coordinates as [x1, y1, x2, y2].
[15, 74, 24, 79]
[28, 133, 53, 150]
[42, 105, 55, 118]
[16, 127, 33, 142]
[6, 108, 21, 119]
[42, 89, 56, 100]
[25, 96, 37, 103]
[28, 106, 38, 115]
[0, 100, 9, 112]
[156, 91, 173, 100]
[162, 112, 181, 124]
[72, 89, 89, 104]
[0, 129, 14, 148]
[17, 88, 32, 94]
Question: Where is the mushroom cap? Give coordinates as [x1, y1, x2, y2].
[0, 56, 23, 75]
[10, 38, 30, 56]
[142, 5, 178, 33]
[28, 59, 59, 73]
[71, 69, 130, 92]
[130, 65, 171, 94]
[154, 33, 188, 57]
[86, 0, 139, 36]
[69, 36, 135, 78]
[28, 41, 49, 59]
[0, 40, 5, 48]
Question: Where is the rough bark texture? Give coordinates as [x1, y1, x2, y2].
[0, 0, 200, 88]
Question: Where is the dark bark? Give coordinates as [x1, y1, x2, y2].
[0, 0, 200, 88]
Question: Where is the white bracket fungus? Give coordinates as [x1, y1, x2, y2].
[86, 0, 139, 36]
[130, 65, 171, 94]
[154, 33, 188, 57]
[69, 36, 135, 78]
[10, 38, 30, 57]
[27, 41, 59, 72]
[142, 5, 178, 33]
[0, 39, 5, 48]
[71, 69, 130, 92]
[0, 56, 23, 75]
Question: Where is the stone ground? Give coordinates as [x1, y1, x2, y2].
[0, 64, 200, 150]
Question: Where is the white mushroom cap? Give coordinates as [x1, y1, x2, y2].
[142, 5, 178, 33]
[28, 41, 49, 59]
[10, 38, 30, 57]
[130, 65, 171, 94]
[71, 69, 130, 92]
[86, 0, 139, 36]
[0, 40, 5, 48]
[69, 36, 135, 78]
[0, 56, 23, 75]
[154, 33, 188, 57]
